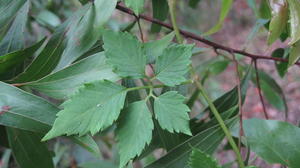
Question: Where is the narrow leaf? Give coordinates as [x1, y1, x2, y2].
[155, 44, 193, 86]
[244, 118, 300, 168]
[0, 1, 29, 55]
[116, 100, 154, 168]
[267, 0, 288, 45]
[0, 38, 45, 75]
[145, 118, 237, 168]
[287, 0, 300, 44]
[55, 0, 117, 71]
[0, 0, 26, 29]
[288, 41, 300, 66]
[203, 0, 233, 35]
[7, 128, 54, 168]
[103, 30, 146, 78]
[12, 5, 91, 82]
[28, 52, 120, 99]
[151, 0, 169, 32]
[154, 91, 191, 135]
[43, 80, 127, 140]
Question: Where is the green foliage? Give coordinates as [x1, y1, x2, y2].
[287, 0, 300, 45]
[154, 91, 191, 135]
[154, 44, 193, 86]
[43, 80, 127, 140]
[28, 52, 120, 99]
[267, 0, 288, 45]
[6, 128, 54, 168]
[189, 148, 221, 168]
[204, 0, 233, 35]
[0, 1, 28, 55]
[244, 118, 300, 168]
[124, 0, 145, 15]
[103, 30, 147, 78]
[116, 100, 154, 168]
[1, 1, 300, 168]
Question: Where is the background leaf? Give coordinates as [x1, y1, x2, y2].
[0, 1, 29, 55]
[267, 0, 288, 45]
[28, 52, 120, 99]
[54, 0, 117, 71]
[6, 128, 54, 168]
[0, 38, 45, 76]
[203, 0, 233, 35]
[288, 41, 300, 66]
[145, 118, 237, 168]
[151, 0, 169, 32]
[287, 0, 300, 44]
[244, 118, 300, 168]
[124, 0, 145, 15]
[0, 0, 27, 30]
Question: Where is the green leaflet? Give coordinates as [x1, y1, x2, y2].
[267, 0, 288, 45]
[43, 80, 127, 140]
[54, 0, 117, 71]
[0, 0, 27, 29]
[155, 44, 194, 86]
[0, 38, 45, 77]
[0, 1, 29, 55]
[6, 128, 54, 168]
[189, 148, 221, 168]
[244, 118, 300, 168]
[124, 0, 145, 15]
[151, 0, 169, 32]
[103, 30, 147, 78]
[116, 100, 154, 168]
[287, 0, 300, 45]
[144, 32, 175, 63]
[12, 4, 91, 82]
[145, 118, 237, 168]
[0, 82, 101, 156]
[288, 41, 300, 66]
[28, 52, 120, 99]
[203, 0, 233, 35]
[154, 91, 191, 135]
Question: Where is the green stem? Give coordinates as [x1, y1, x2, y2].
[193, 76, 245, 168]
[167, 0, 183, 43]
[126, 84, 165, 92]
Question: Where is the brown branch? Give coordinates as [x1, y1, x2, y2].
[232, 52, 244, 151]
[116, 4, 300, 66]
[254, 59, 269, 119]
